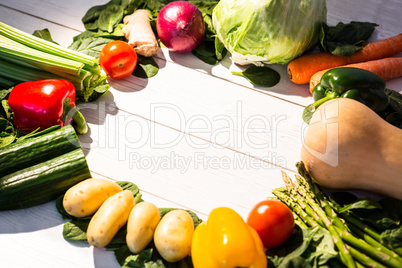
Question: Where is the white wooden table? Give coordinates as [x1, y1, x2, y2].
[0, 1, 401, 267]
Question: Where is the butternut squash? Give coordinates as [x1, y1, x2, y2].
[301, 98, 402, 200]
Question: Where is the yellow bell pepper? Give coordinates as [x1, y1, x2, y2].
[191, 207, 267, 268]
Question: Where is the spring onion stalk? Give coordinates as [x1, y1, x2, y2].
[0, 21, 108, 102]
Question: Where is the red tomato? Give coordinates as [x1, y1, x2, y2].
[247, 200, 294, 249]
[99, 40, 137, 79]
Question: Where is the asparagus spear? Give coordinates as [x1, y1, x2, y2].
[281, 171, 357, 268]
[272, 185, 385, 268]
[294, 162, 402, 267]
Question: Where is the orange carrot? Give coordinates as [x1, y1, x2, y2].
[309, 57, 402, 93]
[287, 33, 402, 85]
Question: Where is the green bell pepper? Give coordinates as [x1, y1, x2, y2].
[311, 67, 389, 113]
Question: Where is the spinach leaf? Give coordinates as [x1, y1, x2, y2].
[385, 88, 402, 115]
[319, 21, 378, 56]
[267, 226, 341, 268]
[0, 88, 16, 148]
[0, 88, 12, 118]
[0, 117, 16, 148]
[133, 55, 159, 78]
[337, 197, 401, 230]
[63, 220, 89, 241]
[68, 33, 112, 58]
[115, 244, 193, 268]
[232, 66, 280, 87]
[32, 28, 58, 44]
[82, 0, 122, 29]
[116, 181, 143, 203]
[381, 226, 402, 249]
[98, 5, 124, 33]
[191, 1, 226, 65]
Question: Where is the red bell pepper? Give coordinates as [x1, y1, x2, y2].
[8, 79, 88, 134]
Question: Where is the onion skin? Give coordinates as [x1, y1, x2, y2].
[157, 1, 205, 53]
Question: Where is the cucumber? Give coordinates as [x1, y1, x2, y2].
[0, 148, 91, 210]
[0, 125, 81, 177]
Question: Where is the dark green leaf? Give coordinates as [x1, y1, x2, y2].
[381, 226, 402, 249]
[82, 0, 122, 24]
[98, 5, 124, 33]
[1, 99, 12, 120]
[189, 1, 218, 15]
[63, 220, 89, 241]
[385, 88, 402, 115]
[232, 66, 280, 87]
[133, 55, 159, 78]
[337, 197, 401, 231]
[94, 24, 125, 38]
[267, 227, 341, 268]
[116, 181, 140, 195]
[32, 28, 58, 44]
[319, 21, 378, 56]
[68, 35, 112, 58]
[0, 88, 12, 116]
[0, 117, 16, 148]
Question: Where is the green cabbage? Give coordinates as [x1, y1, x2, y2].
[212, 0, 327, 65]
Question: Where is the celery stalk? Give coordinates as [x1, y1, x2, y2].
[0, 36, 83, 76]
[0, 21, 96, 66]
[0, 21, 108, 102]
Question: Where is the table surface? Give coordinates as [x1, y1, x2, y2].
[0, 0, 401, 267]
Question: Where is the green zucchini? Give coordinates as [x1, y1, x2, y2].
[0, 148, 91, 210]
[0, 125, 81, 177]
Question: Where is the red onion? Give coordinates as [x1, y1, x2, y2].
[156, 1, 205, 53]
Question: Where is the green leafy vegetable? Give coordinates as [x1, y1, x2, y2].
[0, 88, 15, 147]
[0, 117, 16, 148]
[190, 1, 226, 64]
[68, 31, 112, 58]
[212, 0, 327, 65]
[132, 55, 159, 78]
[267, 226, 342, 268]
[63, 220, 89, 241]
[115, 244, 194, 268]
[99, 5, 124, 33]
[319, 21, 378, 56]
[385, 88, 402, 115]
[32, 28, 58, 44]
[232, 66, 280, 87]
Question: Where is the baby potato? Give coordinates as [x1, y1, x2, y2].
[87, 190, 135, 248]
[126, 201, 161, 254]
[63, 178, 123, 217]
[154, 209, 194, 263]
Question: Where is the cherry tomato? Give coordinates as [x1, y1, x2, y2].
[247, 199, 294, 249]
[99, 40, 137, 79]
